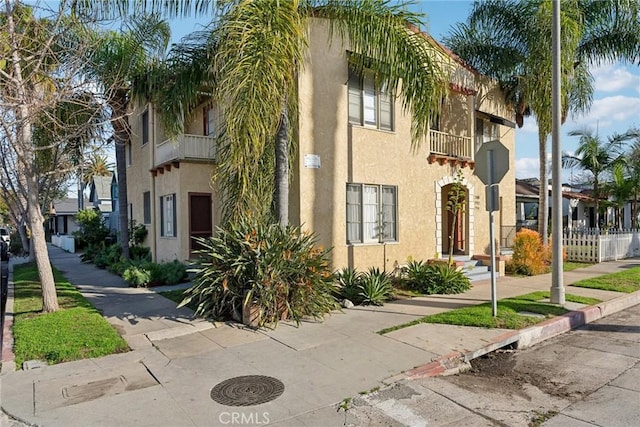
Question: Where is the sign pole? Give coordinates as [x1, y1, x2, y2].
[488, 150, 498, 317]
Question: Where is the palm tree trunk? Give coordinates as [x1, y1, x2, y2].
[275, 109, 289, 227]
[593, 180, 600, 229]
[110, 95, 131, 259]
[115, 137, 130, 259]
[538, 132, 549, 245]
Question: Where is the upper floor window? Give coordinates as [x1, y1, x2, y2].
[475, 117, 499, 148]
[348, 69, 393, 131]
[142, 110, 149, 145]
[204, 106, 216, 136]
[347, 183, 397, 244]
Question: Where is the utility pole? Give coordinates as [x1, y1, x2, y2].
[550, 0, 565, 305]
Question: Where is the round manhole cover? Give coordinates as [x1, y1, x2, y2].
[210, 375, 284, 406]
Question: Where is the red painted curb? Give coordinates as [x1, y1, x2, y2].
[406, 351, 464, 379]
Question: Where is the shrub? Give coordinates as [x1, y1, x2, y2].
[129, 221, 148, 246]
[402, 260, 470, 295]
[507, 229, 550, 276]
[129, 245, 151, 262]
[359, 268, 393, 306]
[123, 265, 152, 287]
[182, 219, 339, 327]
[74, 208, 109, 249]
[162, 260, 187, 285]
[427, 263, 471, 294]
[335, 267, 363, 304]
[93, 244, 122, 269]
[404, 260, 434, 294]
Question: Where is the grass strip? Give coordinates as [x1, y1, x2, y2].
[378, 291, 601, 334]
[12, 263, 129, 368]
[569, 266, 640, 293]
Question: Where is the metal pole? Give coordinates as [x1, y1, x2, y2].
[488, 151, 497, 317]
[550, 0, 565, 304]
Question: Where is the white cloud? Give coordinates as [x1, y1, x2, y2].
[515, 157, 540, 180]
[591, 64, 640, 94]
[567, 96, 640, 129]
[517, 118, 539, 134]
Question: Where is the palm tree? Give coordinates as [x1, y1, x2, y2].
[84, 16, 170, 258]
[149, 0, 448, 226]
[562, 129, 635, 228]
[445, 0, 640, 244]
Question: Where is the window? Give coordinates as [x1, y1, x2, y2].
[127, 141, 132, 166]
[346, 183, 397, 243]
[160, 194, 177, 237]
[142, 110, 149, 145]
[348, 69, 393, 131]
[204, 107, 215, 136]
[143, 191, 151, 224]
[475, 117, 499, 148]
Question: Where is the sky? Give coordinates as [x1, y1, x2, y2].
[168, 0, 640, 183]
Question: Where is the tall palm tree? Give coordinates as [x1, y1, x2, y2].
[445, 0, 640, 244]
[562, 128, 634, 228]
[83, 16, 170, 258]
[150, 0, 448, 226]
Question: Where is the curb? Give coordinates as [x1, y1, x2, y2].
[405, 290, 640, 379]
[1, 276, 16, 374]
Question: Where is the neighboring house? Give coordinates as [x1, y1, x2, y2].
[48, 198, 88, 236]
[89, 174, 118, 232]
[126, 21, 517, 269]
[515, 178, 595, 232]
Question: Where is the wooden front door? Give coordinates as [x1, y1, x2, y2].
[189, 193, 212, 255]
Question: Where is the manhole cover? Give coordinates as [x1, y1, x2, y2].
[210, 375, 284, 406]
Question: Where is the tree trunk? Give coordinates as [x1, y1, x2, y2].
[115, 137, 130, 259]
[7, 10, 59, 311]
[275, 109, 289, 227]
[18, 223, 30, 259]
[110, 95, 130, 260]
[538, 132, 549, 244]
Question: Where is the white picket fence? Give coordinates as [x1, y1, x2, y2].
[563, 229, 640, 263]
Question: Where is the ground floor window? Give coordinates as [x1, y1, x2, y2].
[346, 183, 397, 244]
[160, 193, 176, 237]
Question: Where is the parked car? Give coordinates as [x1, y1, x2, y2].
[0, 227, 9, 248]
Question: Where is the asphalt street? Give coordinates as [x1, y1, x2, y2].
[348, 303, 640, 427]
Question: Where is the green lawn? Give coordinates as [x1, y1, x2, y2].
[378, 291, 601, 334]
[570, 266, 640, 293]
[562, 262, 594, 272]
[12, 263, 129, 368]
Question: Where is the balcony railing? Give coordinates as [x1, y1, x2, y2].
[155, 134, 216, 167]
[429, 129, 472, 159]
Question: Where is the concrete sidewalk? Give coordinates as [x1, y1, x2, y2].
[1, 245, 639, 427]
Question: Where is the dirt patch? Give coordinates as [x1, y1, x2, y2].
[445, 351, 533, 399]
[447, 350, 581, 401]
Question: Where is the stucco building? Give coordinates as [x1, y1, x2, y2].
[125, 21, 517, 271]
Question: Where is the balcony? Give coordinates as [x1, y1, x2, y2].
[154, 134, 216, 168]
[427, 129, 473, 167]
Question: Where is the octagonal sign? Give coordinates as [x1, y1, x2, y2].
[474, 140, 510, 185]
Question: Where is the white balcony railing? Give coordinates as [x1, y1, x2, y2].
[155, 134, 216, 167]
[429, 129, 472, 159]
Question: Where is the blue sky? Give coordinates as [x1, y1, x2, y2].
[169, 0, 640, 182]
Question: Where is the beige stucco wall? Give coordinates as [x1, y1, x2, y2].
[294, 20, 516, 271]
[127, 102, 218, 263]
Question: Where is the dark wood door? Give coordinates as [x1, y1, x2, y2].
[189, 193, 212, 255]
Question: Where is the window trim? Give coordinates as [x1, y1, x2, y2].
[346, 183, 398, 244]
[143, 191, 151, 225]
[348, 68, 394, 132]
[160, 193, 177, 238]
